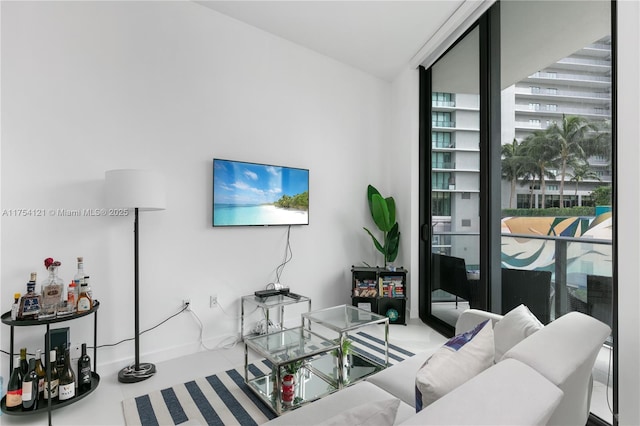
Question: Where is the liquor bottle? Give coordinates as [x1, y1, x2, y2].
[72, 257, 84, 308]
[78, 343, 92, 392]
[85, 275, 93, 301]
[58, 347, 76, 401]
[22, 358, 38, 411]
[19, 347, 29, 377]
[67, 280, 77, 313]
[43, 349, 59, 401]
[40, 259, 64, 319]
[34, 349, 46, 398]
[77, 278, 93, 313]
[18, 273, 41, 320]
[74, 257, 85, 288]
[7, 357, 23, 411]
[11, 292, 21, 320]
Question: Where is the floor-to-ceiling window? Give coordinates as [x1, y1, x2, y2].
[419, 1, 615, 424]
[421, 25, 483, 329]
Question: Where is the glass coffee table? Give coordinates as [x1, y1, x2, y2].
[243, 326, 339, 415]
[301, 304, 389, 388]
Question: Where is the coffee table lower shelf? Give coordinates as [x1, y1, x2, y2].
[306, 351, 386, 387]
[246, 364, 337, 414]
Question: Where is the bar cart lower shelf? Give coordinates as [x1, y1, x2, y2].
[0, 301, 100, 422]
[0, 372, 100, 415]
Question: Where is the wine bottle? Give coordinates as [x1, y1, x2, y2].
[6, 357, 23, 411]
[34, 349, 46, 399]
[58, 347, 76, 401]
[43, 349, 59, 401]
[22, 358, 38, 411]
[78, 343, 92, 392]
[56, 345, 65, 371]
[19, 347, 29, 378]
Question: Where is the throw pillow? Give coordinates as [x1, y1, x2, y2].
[493, 304, 543, 362]
[317, 398, 401, 426]
[414, 319, 494, 412]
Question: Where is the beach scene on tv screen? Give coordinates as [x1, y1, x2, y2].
[213, 160, 309, 226]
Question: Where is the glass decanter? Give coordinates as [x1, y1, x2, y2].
[40, 264, 64, 319]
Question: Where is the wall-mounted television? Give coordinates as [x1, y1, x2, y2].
[212, 158, 309, 227]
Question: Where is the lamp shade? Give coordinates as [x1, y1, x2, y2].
[105, 169, 166, 211]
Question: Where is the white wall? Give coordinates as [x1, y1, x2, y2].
[0, 1, 392, 372]
[616, 1, 640, 424]
[388, 67, 420, 315]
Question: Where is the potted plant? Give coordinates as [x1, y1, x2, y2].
[363, 184, 400, 268]
[331, 338, 353, 363]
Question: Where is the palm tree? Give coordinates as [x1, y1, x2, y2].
[546, 115, 599, 207]
[567, 162, 601, 197]
[582, 119, 612, 161]
[501, 139, 528, 209]
[520, 131, 559, 208]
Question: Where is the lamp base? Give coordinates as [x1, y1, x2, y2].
[118, 362, 157, 383]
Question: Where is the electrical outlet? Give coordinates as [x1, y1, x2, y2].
[210, 295, 218, 308]
[183, 298, 191, 311]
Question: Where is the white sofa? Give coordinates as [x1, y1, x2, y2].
[265, 308, 611, 426]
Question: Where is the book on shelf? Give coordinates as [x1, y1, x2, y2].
[353, 279, 378, 297]
[380, 277, 405, 298]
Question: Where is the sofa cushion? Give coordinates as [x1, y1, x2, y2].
[454, 309, 503, 335]
[493, 304, 543, 362]
[400, 359, 564, 425]
[415, 319, 494, 411]
[263, 381, 415, 426]
[318, 398, 400, 426]
[502, 311, 611, 426]
[365, 351, 433, 407]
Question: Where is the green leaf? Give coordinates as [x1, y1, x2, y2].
[385, 197, 396, 225]
[371, 194, 392, 232]
[363, 227, 385, 255]
[367, 185, 381, 216]
[385, 223, 400, 262]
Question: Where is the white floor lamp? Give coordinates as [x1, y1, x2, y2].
[105, 169, 166, 383]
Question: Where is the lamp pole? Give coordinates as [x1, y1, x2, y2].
[134, 207, 140, 371]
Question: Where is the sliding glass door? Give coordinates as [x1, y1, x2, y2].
[499, 1, 614, 423]
[424, 26, 482, 329]
[419, 1, 615, 423]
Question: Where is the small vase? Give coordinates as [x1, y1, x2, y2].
[282, 374, 295, 407]
[40, 265, 64, 318]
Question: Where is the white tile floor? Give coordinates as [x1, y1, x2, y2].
[0, 314, 615, 425]
[0, 318, 446, 426]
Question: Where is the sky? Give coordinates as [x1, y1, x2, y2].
[213, 159, 309, 205]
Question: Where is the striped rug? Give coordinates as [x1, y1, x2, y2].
[122, 331, 415, 426]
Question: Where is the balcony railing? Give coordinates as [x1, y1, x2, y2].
[515, 104, 610, 117]
[557, 57, 611, 67]
[432, 231, 613, 325]
[529, 71, 611, 83]
[516, 87, 610, 99]
[432, 100, 456, 107]
[433, 121, 455, 127]
[432, 162, 454, 169]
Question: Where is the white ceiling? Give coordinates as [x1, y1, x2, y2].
[194, 1, 468, 81]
